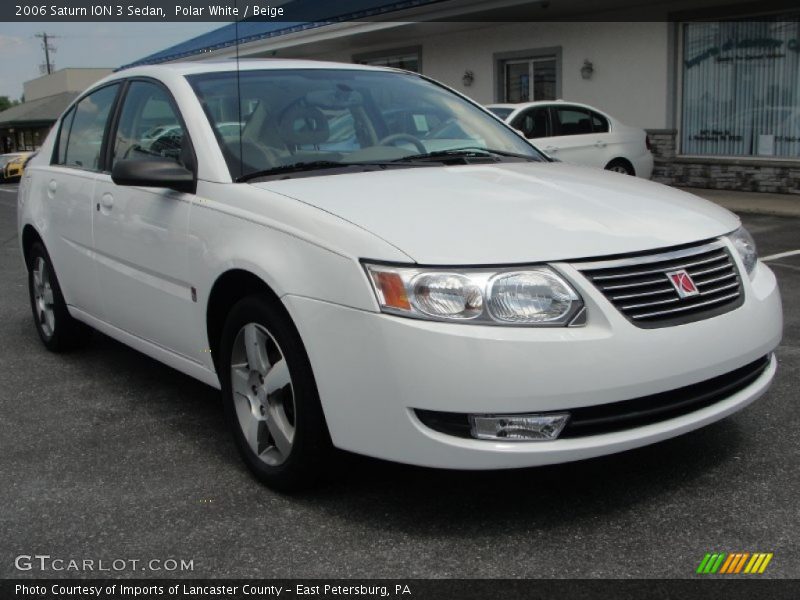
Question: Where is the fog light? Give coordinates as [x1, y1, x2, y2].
[469, 413, 569, 441]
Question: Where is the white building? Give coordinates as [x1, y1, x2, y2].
[0, 68, 112, 153]
[127, 0, 800, 194]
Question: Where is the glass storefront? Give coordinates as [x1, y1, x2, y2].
[681, 17, 800, 158]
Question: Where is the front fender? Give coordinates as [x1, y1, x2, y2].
[186, 180, 411, 370]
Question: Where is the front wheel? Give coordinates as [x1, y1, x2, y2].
[219, 295, 331, 491]
[27, 241, 91, 352]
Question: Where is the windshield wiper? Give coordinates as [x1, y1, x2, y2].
[237, 159, 439, 182]
[237, 161, 346, 182]
[236, 147, 541, 181]
[390, 147, 540, 163]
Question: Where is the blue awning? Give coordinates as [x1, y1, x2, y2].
[123, 0, 446, 68]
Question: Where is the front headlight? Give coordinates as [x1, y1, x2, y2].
[727, 227, 758, 277]
[364, 263, 584, 326]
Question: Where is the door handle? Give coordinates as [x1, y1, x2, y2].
[98, 193, 114, 214]
[545, 146, 558, 153]
[595, 141, 607, 148]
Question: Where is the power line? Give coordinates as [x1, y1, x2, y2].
[33, 32, 58, 75]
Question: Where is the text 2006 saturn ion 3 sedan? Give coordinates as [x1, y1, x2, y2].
[18, 60, 782, 489]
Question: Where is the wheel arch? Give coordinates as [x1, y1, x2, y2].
[205, 268, 287, 374]
[21, 224, 44, 269]
[605, 157, 635, 175]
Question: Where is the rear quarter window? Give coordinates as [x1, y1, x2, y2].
[591, 111, 610, 133]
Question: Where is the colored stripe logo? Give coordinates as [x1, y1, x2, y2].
[696, 552, 773, 574]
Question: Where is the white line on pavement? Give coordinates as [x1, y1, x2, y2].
[762, 249, 800, 262]
[0, 187, 18, 193]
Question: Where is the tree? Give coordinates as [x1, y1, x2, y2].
[0, 96, 20, 112]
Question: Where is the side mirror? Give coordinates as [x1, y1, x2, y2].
[111, 157, 195, 194]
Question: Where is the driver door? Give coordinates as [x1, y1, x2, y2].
[92, 79, 199, 359]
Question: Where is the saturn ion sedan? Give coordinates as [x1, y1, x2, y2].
[17, 60, 781, 489]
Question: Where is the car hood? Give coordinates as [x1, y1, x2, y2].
[251, 162, 739, 264]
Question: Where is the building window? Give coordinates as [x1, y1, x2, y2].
[502, 57, 557, 102]
[354, 47, 420, 72]
[681, 17, 800, 159]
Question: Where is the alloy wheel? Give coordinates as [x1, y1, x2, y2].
[32, 257, 55, 337]
[230, 323, 296, 466]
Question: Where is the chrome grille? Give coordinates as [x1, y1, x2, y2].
[575, 241, 744, 328]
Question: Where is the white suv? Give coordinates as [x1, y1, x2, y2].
[18, 61, 781, 490]
[487, 101, 654, 178]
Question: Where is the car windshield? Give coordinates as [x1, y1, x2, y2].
[487, 107, 514, 119]
[187, 68, 544, 180]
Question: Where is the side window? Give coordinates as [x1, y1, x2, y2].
[55, 107, 75, 165]
[60, 84, 119, 170]
[552, 106, 593, 136]
[591, 111, 609, 133]
[514, 108, 549, 139]
[112, 81, 189, 169]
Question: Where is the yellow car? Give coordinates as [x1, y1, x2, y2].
[4, 152, 33, 180]
[0, 153, 23, 180]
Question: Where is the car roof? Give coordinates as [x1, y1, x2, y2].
[486, 101, 561, 108]
[486, 100, 615, 119]
[487, 100, 593, 108]
[113, 58, 401, 80]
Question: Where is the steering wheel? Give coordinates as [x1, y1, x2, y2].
[377, 133, 426, 154]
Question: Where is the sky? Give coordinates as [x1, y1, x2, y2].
[0, 22, 220, 100]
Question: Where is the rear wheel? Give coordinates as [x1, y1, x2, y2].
[27, 241, 91, 351]
[605, 158, 635, 176]
[219, 294, 331, 491]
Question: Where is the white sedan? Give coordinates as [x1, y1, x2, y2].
[18, 61, 780, 490]
[487, 101, 654, 178]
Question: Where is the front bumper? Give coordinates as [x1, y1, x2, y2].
[283, 259, 781, 469]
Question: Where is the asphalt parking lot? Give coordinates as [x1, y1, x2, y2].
[1, 181, 798, 579]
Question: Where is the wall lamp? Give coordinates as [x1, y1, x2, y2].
[581, 60, 594, 80]
[462, 70, 474, 86]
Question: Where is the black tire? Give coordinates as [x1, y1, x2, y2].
[27, 241, 92, 352]
[605, 158, 635, 176]
[219, 294, 332, 491]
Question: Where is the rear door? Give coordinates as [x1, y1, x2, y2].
[586, 109, 616, 165]
[46, 83, 121, 319]
[544, 105, 607, 167]
[91, 78, 199, 358]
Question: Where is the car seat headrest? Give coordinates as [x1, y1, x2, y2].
[278, 104, 330, 146]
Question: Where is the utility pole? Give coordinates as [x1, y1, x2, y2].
[34, 32, 57, 75]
